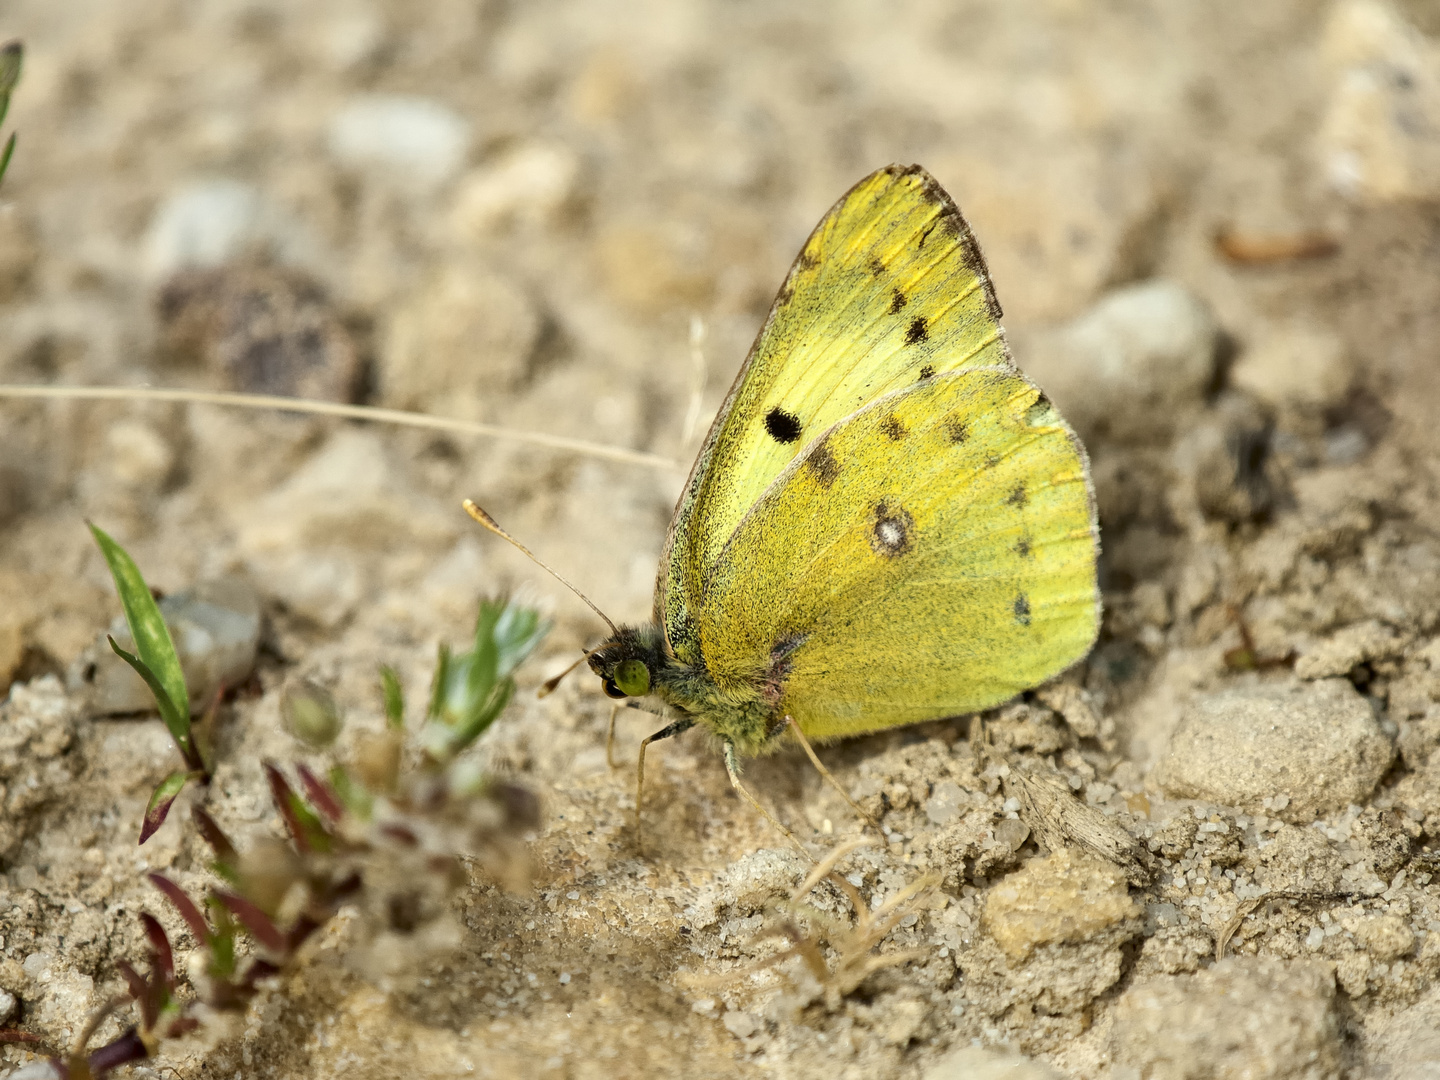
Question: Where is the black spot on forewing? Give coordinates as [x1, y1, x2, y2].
[798, 248, 820, 271]
[869, 258, 886, 277]
[1008, 484, 1028, 508]
[889, 289, 907, 314]
[806, 437, 841, 489]
[1014, 592, 1031, 626]
[945, 418, 968, 443]
[1015, 536, 1032, 558]
[880, 415, 908, 441]
[765, 407, 802, 444]
[870, 502, 914, 558]
[904, 316, 928, 346]
[919, 364, 935, 380]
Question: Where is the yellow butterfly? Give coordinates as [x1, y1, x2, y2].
[472, 163, 1098, 842]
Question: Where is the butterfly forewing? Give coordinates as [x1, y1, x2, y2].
[696, 367, 1099, 737]
[658, 164, 1011, 664]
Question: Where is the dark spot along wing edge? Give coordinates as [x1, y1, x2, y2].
[653, 164, 1007, 644]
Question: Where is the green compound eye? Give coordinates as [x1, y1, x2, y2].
[613, 659, 651, 697]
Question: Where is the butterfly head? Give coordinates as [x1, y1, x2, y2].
[587, 624, 669, 700]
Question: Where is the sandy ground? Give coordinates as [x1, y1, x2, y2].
[3, 0, 1440, 1077]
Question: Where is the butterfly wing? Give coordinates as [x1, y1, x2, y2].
[658, 164, 1011, 665]
[697, 366, 1099, 738]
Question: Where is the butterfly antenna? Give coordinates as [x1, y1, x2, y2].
[462, 500, 620, 638]
[537, 646, 606, 698]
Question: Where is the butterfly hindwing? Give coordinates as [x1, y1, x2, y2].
[658, 164, 1010, 664]
[696, 367, 1099, 738]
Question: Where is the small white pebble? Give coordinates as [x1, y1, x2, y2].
[559, 972, 571, 985]
[1305, 926, 1325, 949]
[566, 890, 580, 900]
[822, 818, 833, 834]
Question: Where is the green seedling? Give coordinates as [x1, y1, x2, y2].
[420, 596, 550, 764]
[45, 596, 548, 1077]
[0, 40, 21, 187]
[89, 523, 210, 843]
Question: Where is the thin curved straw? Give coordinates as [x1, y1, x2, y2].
[0, 384, 681, 472]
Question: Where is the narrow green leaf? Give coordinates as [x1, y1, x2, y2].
[140, 770, 190, 844]
[0, 41, 22, 100]
[454, 678, 513, 749]
[467, 600, 502, 709]
[204, 898, 238, 978]
[493, 603, 550, 680]
[90, 523, 192, 751]
[0, 133, 14, 187]
[426, 642, 451, 722]
[328, 764, 373, 820]
[0, 41, 20, 131]
[421, 598, 550, 762]
[380, 665, 404, 729]
[108, 635, 194, 764]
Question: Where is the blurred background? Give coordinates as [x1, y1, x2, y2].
[4, 1, 1440, 1075]
[2, 0, 1437, 650]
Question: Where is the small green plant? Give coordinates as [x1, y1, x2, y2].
[26, 590, 549, 1078]
[0, 40, 22, 187]
[88, 523, 211, 842]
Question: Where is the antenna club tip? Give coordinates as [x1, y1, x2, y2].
[462, 499, 501, 531]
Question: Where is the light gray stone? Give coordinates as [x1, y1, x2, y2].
[327, 94, 471, 191]
[81, 577, 262, 715]
[1155, 679, 1394, 821]
[1113, 957, 1342, 1080]
[1367, 981, 1440, 1079]
[142, 180, 313, 281]
[923, 1046, 1065, 1080]
[1021, 279, 1220, 445]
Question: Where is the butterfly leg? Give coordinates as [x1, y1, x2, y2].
[722, 738, 812, 861]
[784, 716, 881, 832]
[610, 698, 665, 769]
[635, 716, 694, 851]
